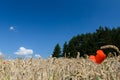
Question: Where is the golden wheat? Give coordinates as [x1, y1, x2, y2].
[0, 56, 120, 80]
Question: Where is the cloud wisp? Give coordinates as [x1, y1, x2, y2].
[9, 26, 15, 31]
[9, 26, 18, 32]
[0, 52, 3, 56]
[35, 54, 41, 58]
[15, 47, 33, 55]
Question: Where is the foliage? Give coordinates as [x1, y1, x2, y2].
[52, 26, 120, 58]
[52, 43, 61, 58]
[62, 42, 69, 57]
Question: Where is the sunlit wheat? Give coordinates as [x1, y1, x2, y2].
[0, 55, 120, 80]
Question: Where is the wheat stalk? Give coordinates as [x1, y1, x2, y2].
[0, 55, 120, 80]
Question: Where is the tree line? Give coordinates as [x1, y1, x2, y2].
[52, 26, 120, 58]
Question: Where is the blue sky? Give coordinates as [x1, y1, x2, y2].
[0, 0, 120, 58]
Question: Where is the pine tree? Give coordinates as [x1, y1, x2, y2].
[52, 26, 120, 58]
[67, 36, 79, 58]
[52, 43, 61, 58]
[62, 42, 68, 58]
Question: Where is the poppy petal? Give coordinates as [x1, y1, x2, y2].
[95, 50, 106, 64]
[89, 55, 96, 62]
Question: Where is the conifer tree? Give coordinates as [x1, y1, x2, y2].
[52, 26, 120, 58]
[62, 42, 68, 57]
[52, 43, 61, 58]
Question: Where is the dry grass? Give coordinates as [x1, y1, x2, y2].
[0, 56, 120, 80]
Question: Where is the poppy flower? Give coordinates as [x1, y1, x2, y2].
[2, 61, 6, 64]
[89, 50, 106, 64]
[89, 55, 96, 62]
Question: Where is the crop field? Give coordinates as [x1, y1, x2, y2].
[0, 56, 120, 80]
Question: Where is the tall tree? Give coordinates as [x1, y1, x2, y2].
[52, 26, 120, 58]
[62, 42, 68, 57]
[67, 36, 81, 58]
[52, 43, 61, 58]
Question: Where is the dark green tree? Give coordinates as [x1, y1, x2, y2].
[67, 35, 81, 58]
[52, 26, 120, 58]
[52, 43, 61, 58]
[62, 42, 69, 57]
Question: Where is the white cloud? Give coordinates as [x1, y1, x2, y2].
[15, 47, 33, 55]
[35, 54, 41, 58]
[0, 52, 3, 56]
[9, 26, 15, 31]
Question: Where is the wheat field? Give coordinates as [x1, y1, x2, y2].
[0, 56, 120, 80]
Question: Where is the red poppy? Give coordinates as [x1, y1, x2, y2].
[89, 55, 96, 62]
[2, 61, 6, 64]
[89, 50, 106, 64]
